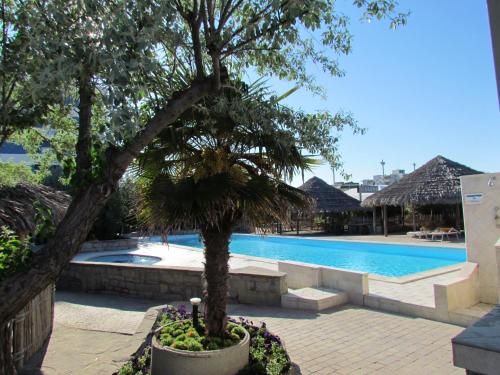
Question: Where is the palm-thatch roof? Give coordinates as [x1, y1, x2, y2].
[299, 177, 363, 213]
[0, 183, 70, 237]
[361, 155, 481, 207]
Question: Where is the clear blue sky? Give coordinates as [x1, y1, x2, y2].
[260, 0, 499, 187]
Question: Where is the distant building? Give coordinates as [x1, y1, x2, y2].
[334, 168, 407, 202]
[0, 142, 34, 165]
[372, 169, 406, 186]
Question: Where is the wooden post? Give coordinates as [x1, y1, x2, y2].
[412, 204, 417, 231]
[455, 203, 462, 230]
[401, 205, 405, 233]
[383, 205, 388, 237]
[372, 207, 377, 234]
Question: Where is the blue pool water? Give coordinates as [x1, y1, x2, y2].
[160, 234, 466, 277]
[87, 254, 161, 265]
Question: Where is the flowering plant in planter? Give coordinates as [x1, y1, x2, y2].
[114, 305, 291, 375]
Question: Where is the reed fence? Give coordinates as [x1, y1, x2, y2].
[9, 283, 54, 371]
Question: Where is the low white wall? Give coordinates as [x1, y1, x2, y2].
[434, 262, 480, 315]
[277, 261, 320, 289]
[277, 260, 368, 305]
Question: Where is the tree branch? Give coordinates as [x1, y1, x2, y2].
[74, 68, 94, 186]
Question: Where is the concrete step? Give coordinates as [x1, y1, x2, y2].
[449, 303, 495, 327]
[281, 287, 348, 311]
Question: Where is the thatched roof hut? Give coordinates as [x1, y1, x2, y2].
[362, 155, 481, 208]
[0, 183, 70, 238]
[299, 177, 363, 213]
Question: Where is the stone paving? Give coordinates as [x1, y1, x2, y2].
[230, 303, 463, 375]
[23, 292, 464, 375]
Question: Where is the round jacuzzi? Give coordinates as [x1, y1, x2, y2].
[87, 254, 161, 265]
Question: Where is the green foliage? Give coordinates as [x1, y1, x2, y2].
[0, 226, 32, 282]
[0, 162, 38, 187]
[10, 105, 78, 185]
[136, 79, 353, 231]
[158, 318, 243, 351]
[117, 362, 134, 375]
[33, 202, 55, 245]
[2, 0, 406, 170]
[266, 343, 290, 375]
[89, 176, 140, 240]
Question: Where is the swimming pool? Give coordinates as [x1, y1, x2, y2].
[87, 254, 161, 265]
[159, 234, 466, 277]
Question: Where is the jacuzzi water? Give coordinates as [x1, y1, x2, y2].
[158, 234, 466, 277]
[87, 254, 161, 265]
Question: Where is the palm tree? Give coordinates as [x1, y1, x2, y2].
[135, 80, 341, 337]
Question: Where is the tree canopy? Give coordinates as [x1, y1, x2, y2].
[0, 1, 408, 367]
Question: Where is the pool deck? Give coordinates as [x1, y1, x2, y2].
[74, 236, 465, 310]
[22, 292, 465, 374]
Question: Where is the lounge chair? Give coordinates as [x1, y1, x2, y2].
[430, 227, 460, 241]
[407, 227, 431, 239]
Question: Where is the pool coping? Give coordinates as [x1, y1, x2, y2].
[137, 241, 464, 284]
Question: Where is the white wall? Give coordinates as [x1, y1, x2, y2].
[461, 172, 500, 304]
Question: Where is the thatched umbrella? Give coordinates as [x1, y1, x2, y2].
[0, 183, 71, 238]
[296, 177, 364, 234]
[299, 176, 363, 213]
[361, 155, 481, 235]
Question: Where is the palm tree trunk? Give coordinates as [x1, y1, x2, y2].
[201, 217, 232, 337]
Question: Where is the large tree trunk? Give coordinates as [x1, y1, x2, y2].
[0, 321, 15, 375]
[202, 216, 233, 337]
[0, 77, 214, 371]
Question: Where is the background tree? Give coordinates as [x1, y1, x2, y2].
[136, 80, 360, 336]
[0, 1, 406, 372]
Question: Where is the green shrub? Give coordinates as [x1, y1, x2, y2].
[33, 202, 55, 245]
[0, 162, 38, 187]
[118, 361, 134, 375]
[0, 226, 32, 282]
[157, 318, 243, 352]
[231, 325, 247, 339]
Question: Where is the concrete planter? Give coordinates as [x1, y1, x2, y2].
[151, 324, 250, 375]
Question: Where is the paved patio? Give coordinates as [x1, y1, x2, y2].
[22, 292, 464, 374]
